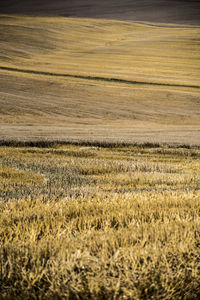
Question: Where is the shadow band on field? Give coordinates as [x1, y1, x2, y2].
[1, 66, 200, 89]
[1, 0, 200, 25]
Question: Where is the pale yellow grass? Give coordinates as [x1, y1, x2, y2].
[1, 15, 200, 86]
[0, 144, 200, 298]
[0, 15, 200, 144]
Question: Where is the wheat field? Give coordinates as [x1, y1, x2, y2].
[0, 10, 200, 299]
[0, 15, 200, 144]
[0, 143, 200, 299]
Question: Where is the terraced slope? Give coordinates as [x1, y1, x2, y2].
[0, 16, 200, 144]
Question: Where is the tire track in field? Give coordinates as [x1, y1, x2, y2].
[0, 66, 200, 89]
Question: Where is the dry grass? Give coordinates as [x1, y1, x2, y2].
[0, 144, 200, 299]
[0, 11, 200, 300]
[0, 15, 200, 145]
[1, 16, 200, 86]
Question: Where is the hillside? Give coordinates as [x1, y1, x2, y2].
[1, 0, 200, 25]
[0, 15, 200, 145]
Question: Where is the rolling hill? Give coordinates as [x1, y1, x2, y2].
[0, 0, 200, 146]
[1, 0, 200, 25]
[0, 15, 200, 145]
[1, 3, 200, 299]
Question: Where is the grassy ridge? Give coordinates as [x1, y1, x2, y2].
[0, 144, 200, 298]
[0, 139, 200, 149]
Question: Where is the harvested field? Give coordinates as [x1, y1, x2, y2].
[0, 16, 200, 145]
[0, 144, 200, 299]
[0, 3, 200, 298]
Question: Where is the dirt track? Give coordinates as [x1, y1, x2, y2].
[1, 0, 200, 25]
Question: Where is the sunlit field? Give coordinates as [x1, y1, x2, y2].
[0, 11, 200, 299]
[0, 15, 200, 144]
[1, 16, 200, 86]
[0, 143, 200, 299]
